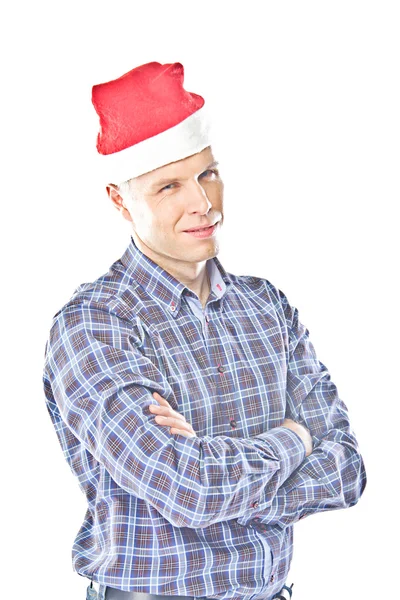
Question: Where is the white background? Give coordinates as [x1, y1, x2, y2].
[1, 1, 399, 598]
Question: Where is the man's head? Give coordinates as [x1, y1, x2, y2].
[93, 62, 222, 280]
[106, 145, 224, 270]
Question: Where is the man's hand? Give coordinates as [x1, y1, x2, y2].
[149, 392, 197, 438]
[281, 418, 313, 457]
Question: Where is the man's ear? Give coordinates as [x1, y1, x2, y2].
[106, 184, 133, 222]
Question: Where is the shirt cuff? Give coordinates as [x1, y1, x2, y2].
[256, 426, 306, 487]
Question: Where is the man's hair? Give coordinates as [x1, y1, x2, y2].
[118, 179, 134, 199]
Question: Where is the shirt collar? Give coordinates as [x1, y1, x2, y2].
[120, 236, 233, 317]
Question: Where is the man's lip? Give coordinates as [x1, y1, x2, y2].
[184, 222, 218, 232]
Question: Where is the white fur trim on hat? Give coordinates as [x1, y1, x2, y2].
[96, 104, 213, 184]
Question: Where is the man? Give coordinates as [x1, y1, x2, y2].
[43, 61, 367, 600]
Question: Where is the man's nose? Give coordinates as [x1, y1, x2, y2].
[187, 180, 212, 212]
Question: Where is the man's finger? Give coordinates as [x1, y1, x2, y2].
[153, 393, 184, 417]
[153, 413, 196, 436]
[152, 393, 187, 422]
[155, 415, 192, 430]
[150, 404, 186, 419]
[153, 392, 170, 406]
[149, 404, 187, 422]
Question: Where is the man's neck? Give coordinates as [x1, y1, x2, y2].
[200, 269, 211, 309]
[131, 232, 211, 306]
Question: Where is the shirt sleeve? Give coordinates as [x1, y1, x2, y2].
[237, 290, 367, 530]
[44, 299, 306, 530]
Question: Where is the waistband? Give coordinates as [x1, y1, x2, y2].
[89, 587, 293, 600]
[105, 592, 196, 600]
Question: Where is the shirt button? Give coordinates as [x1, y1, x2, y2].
[252, 501, 259, 509]
[170, 303, 176, 311]
[270, 574, 274, 583]
[217, 365, 225, 373]
[230, 419, 237, 428]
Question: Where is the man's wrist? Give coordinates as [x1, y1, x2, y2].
[256, 426, 306, 485]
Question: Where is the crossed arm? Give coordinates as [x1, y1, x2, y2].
[150, 392, 312, 453]
[149, 293, 367, 530]
[46, 293, 366, 531]
[148, 394, 344, 530]
[151, 390, 365, 529]
[45, 300, 311, 530]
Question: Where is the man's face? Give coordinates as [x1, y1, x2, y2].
[117, 146, 224, 270]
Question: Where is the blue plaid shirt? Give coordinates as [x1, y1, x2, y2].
[43, 237, 366, 600]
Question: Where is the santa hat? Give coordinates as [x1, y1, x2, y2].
[92, 61, 213, 184]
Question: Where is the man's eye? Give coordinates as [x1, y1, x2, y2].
[201, 169, 218, 178]
[161, 182, 177, 191]
[160, 170, 218, 192]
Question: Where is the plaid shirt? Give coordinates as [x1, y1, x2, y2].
[43, 237, 366, 600]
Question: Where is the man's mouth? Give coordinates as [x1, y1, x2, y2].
[184, 221, 219, 232]
[186, 226, 213, 232]
[183, 223, 218, 238]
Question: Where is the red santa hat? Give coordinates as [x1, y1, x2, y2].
[92, 61, 213, 184]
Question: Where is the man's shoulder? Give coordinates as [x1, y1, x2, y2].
[44, 257, 146, 373]
[229, 271, 285, 306]
[226, 270, 295, 329]
[50, 255, 139, 329]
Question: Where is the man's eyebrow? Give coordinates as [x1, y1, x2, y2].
[150, 161, 220, 190]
